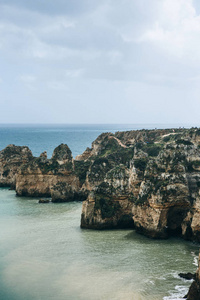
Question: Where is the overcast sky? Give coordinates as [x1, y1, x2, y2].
[1, 0, 200, 124]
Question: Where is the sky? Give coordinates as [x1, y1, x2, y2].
[1, 0, 200, 124]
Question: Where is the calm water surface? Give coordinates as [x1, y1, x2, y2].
[0, 188, 198, 300]
[0, 124, 199, 300]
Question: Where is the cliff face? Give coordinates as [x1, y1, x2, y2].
[0, 144, 33, 188]
[187, 252, 200, 300]
[80, 128, 200, 237]
[79, 132, 139, 229]
[15, 144, 87, 202]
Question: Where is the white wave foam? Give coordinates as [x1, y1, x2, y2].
[163, 285, 188, 300]
[191, 251, 198, 267]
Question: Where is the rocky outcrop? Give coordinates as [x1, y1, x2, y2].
[186, 252, 200, 300]
[15, 144, 87, 202]
[2, 128, 200, 237]
[81, 180, 135, 229]
[1, 129, 200, 298]
[80, 132, 141, 229]
[179, 272, 195, 280]
[0, 144, 33, 188]
[80, 128, 200, 237]
[51, 181, 87, 202]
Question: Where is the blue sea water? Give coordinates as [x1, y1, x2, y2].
[0, 124, 199, 300]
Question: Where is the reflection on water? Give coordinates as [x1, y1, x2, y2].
[0, 188, 199, 300]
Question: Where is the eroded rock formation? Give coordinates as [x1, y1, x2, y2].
[79, 128, 200, 237]
[2, 128, 200, 238]
[1, 128, 200, 298]
[0, 144, 33, 188]
[15, 144, 87, 202]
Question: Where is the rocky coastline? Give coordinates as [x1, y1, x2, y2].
[1, 127, 200, 299]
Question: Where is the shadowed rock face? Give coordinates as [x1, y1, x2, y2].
[0, 144, 33, 188]
[187, 252, 200, 300]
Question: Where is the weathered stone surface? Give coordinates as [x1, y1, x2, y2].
[80, 127, 200, 238]
[15, 143, 83, 201]
[0, 144, 33, 187]
[81, 190, 134, 230]
[52, 144, 73, 165]
[51, 181, 87, 202]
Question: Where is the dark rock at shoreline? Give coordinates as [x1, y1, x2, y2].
[179, 272, 195, 280]
[186, 279, 200, 300]
[186, 252, 200, 300]
[38, 199, 50, 204]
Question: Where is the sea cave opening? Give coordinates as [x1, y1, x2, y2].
[166, 207, 188, 237]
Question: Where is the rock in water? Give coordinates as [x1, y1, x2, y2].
[38, 199, 50, 203]
[179, 273, 195, 280]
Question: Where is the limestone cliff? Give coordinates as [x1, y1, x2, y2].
[2, 128, 200, 237]
[15, 144, 87, 202]
[80, 128, 200, 237]
[0, 144, 33, 188]
[1, 129, 200, 298]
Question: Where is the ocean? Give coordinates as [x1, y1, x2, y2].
[0, 124, 199, 300]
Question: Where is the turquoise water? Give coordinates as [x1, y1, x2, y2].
[0, 188, 198, 300]
[0, 124, 199, 300]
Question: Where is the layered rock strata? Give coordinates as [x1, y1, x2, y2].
[79, 128, 200, 237]
[15, 144, 87, 202]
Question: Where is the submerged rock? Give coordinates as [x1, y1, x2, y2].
[38, 199, 50, 204]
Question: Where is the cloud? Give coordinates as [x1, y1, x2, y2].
[0, 0, 101, 16]
[0, 0, 200, 124]
[139, 0, 200, 63]
[18, 75, 36, 83]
